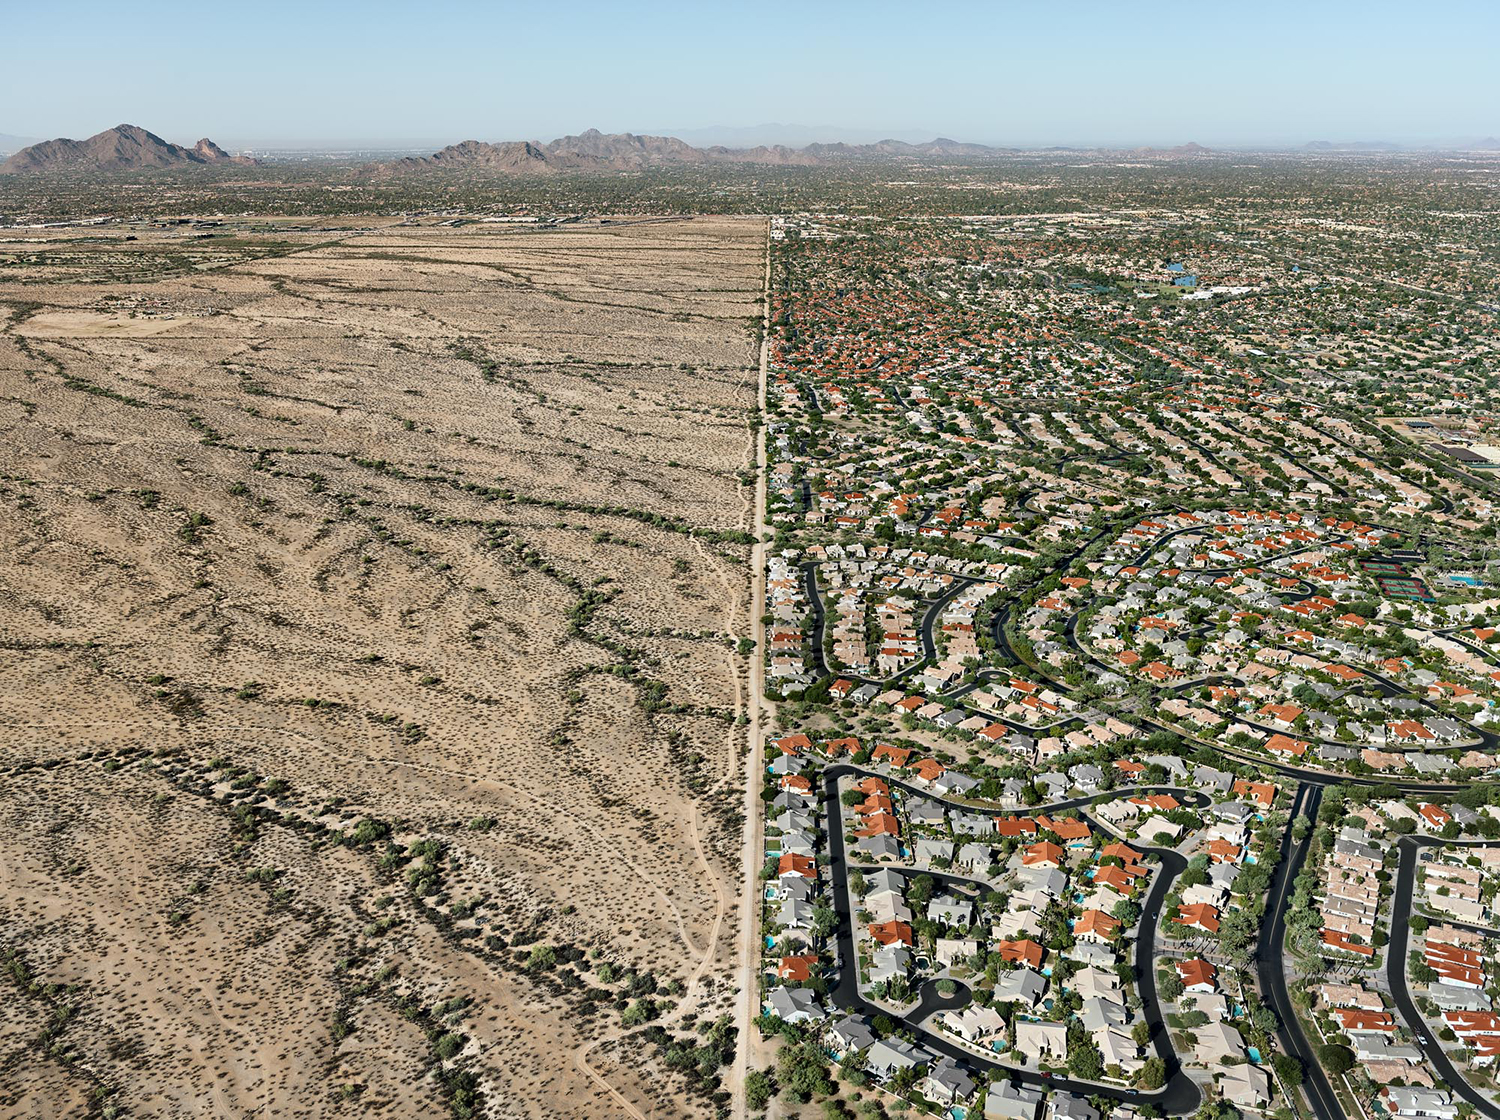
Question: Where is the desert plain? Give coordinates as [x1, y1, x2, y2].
[0, 214, 768, 1120]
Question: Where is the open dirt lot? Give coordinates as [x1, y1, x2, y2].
[0, 214, 765, 1119]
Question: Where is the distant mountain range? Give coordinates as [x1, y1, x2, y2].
[0, 124, 257, 174]
[0, 124, 1227, 177]
[369, 129, 1031, 175]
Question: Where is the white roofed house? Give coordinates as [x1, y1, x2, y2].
[1093, 1026, 1142, 1073]
[1220, 1064, 1272, 1108]
[1013, 1018, 1068, 1064]
[914, 836, 954, 865]
[935, 937, 982, 969]
[1378, 1087, 1457, 1120]
[939, 1003, 1008, 1043]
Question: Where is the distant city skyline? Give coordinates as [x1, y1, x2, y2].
[5, 0, 1497, 150]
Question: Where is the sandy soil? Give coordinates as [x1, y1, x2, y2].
[0, 215, 764, 1119]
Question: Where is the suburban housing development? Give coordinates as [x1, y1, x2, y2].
[747, 189, 1500, 1120]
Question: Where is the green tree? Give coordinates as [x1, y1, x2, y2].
[1272, 1054, 1302, 1086]
[1318, 1043, 1355, 1076]
[1137, 1056, 1166, 1090]
[777, 1042, 833, 1101]
[745, 1069, 774, 1111]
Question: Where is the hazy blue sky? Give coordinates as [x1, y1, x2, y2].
[5, 0, 1497, 148]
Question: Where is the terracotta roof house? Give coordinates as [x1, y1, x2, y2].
[1093, 865, 1138, 894]
[872, 744, 915, 767]
[777, 954, 820, 982]
[778, 853, 816, 879]
[912, 758, 946, 783]
[1264, 733, 1309, 757]
[1175, 903, 1220, 933]
[1232, 779, 1275, 808]
[869, 921, 915, 947]
[1075, 909, 1121, 941]
[1176, 958, 1217, 991]
[1049, 817, 1092, 842]
[776, 734, 814, 755]
[998, 938, 1046, 968]
[1022, 841, 1065, 868]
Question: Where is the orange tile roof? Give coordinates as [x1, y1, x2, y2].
[1075, 909, 1121, 938]
[1022, 841, 1065, 867]
[869, 920, 914, 947]
[998, 939, 1045, 968]
[1175, 904, 1220, 933]
[1176, 958, 1217, 989]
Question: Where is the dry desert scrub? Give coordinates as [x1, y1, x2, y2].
[0, 214, 765, 1119]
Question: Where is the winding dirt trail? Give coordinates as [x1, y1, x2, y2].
[726, 221, 773, 1120]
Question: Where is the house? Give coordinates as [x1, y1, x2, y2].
[1176, 958, 1217, 992]
[1137, 817, 1183, 845]
[985, 1081, 1046, 1120]
[1140, 753, 1188, 780]
[776, 954, 820, 981]
[1049, 1096, 1101, 1120]
[1193, 765, 1234, 792]
[1071, 966, 1122, 1000]
[1188, 992, 1231, 1021]
[1378, 1087, 1457, 1120]
[930, 894, 975, 927]
[1093, 864, 1139, 894]
[764, 986, 825, 1024]
[994, 967, 1048, 1007]
[940, 1003, 1008, 1043]
[1078, 996, 1128, 1033]
[1194, 1019, 1244, 1064]
[1068, 764, 1105, 792]
[1049, 817, 1092, 844]
[923, 1057, 978, 1105]
[868, 945, 911, 986]
[1232, 779, 1275, 809]
[1175, 903, 1221, 933]
[1075, 909, 1121, 942]
[956, 842, 993, 870]
[776, 897, 814, 930]
[998, 938, 1046, 969]
[1094, 1026, 1140, 1070]
[869, 921, 914, 947]
[1013, 1019, 1068, 1064]
[778, 853, 816, 880]
[866, 1038, 931, 1082]
[1220, 1064, 1271, 1108]
[936, 937, 982, 968]
[1023, 841, 1065, 868]
[914, 837, 953, 864]
[855, 834, 901, 860]
[826, 1014, 877, 1055]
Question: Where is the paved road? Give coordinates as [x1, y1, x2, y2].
[819, 764, 1202, 1114]
[1386, 836, 1500, 1120]
[1253, 783, 1345, 1120]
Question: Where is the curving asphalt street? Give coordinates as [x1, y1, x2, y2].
[1252, 783, 1345, 1120]
[1386, 835, 1500, 1120]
